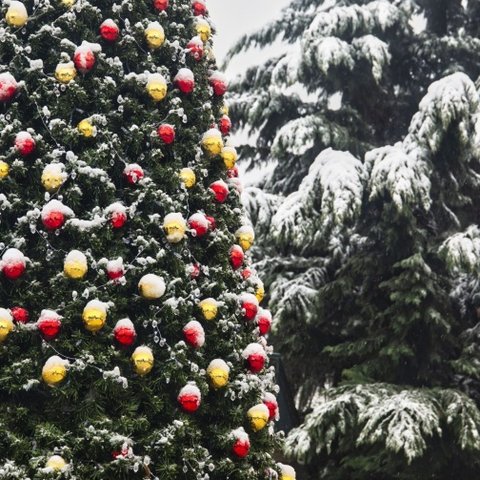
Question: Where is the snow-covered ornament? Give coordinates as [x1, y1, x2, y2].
[235, 225, 255, 251]
[0, 308, 14, 342]
[231, 428, 250, 458]
[218, 114, 232, 135]
[123, 163, 144, 185]
[74, 42, 98, 73]
[1, 248, 26, 280]
[209, 71, 228, 96]
[163, 213, 187, 243]
[229, 245, 244, 270]
[55, 61, 77, 83]
[37, 310, 62, 340]
[0, 160, 9, 179]
[187, 36, 204, 61]
[114, 318, 136, 347]
[206, 215, 216, 231]
[179, 167, 196, 188]
[106, 202, 127, 229]
[64, 250, 88, 280]
[77, 118, 95, 137]
[145, 21, 165, 49]
[254, 278, 265, 303]
[210, 180, 229, 203]
[178, 383, 201, 413]
[183, 320, 205, 348]
[82, 300, 108, 332]
[107, 257, 125, 281]
[5, 1, 28, 27]
[188, 262, 201, 279]
[60, 0, 76, 8]
[146, 73, 168, 102]
[42, 356, 68, 386]
[199, 298, 218, 321]
[11, 306, 29, 324]
[242, 343, 266, 373]
[0, 73, 18, 102]
[153, 0, 168, 11]
[192, 0, 206, 16]
[195, 18, 211, 42]
[14, 131, 36, 156]
[247, 404, 269, 432]
[100, 19, 120, 42]
[188, 212, 209, 238]
[240, 293, 258, 320]
[256, 308, 272, 336]
[201, 128, 223, 156]
[207, 359, 230, 389]
[46, 455, 68, 472]
[222, 146, 237, 169]
[263, 392, 279, 421]
[131, 346, 154, 375]
[279, 464, 296, 480]
[157, 124, 175, 144]
[138, 274, 166, 300]
[42, 200, 73, 230]
[242, 266, 253, 280]
[174, 68, 195, 94]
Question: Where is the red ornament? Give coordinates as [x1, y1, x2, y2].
[227, 166, 239, 178]
[157, 124, 175, 144]
[0, 73, 18, 102]
[192, 0, 207, 16]
[187, 36, 204, 61]
[174, 69, 195, 94]
[100, 19, 120, 42]
[183, 320, 205, 348]
[153, 0, 169, 10]
[114, 319, 136, 347]
[229, 245, 244, 270]
[240, 293, 258, 321]
[123, 164, 144, 185]
[209, 180, 229, 203]
[263, 394, 279, 421]
[241, 267, 253, 280]
[42, 211, 65, 230]
[3, 263, 25, 280]
[256, 309, 272, 336]
[11, 306, 29, 323]
[232, 437, 250, 458]
[14, 132, 36, 156]
[247, 353, 265, 373]
[206, 215, 216, 231]
[111, 210, 127, 228]
[209, 72, 228, 96]
[37, 313, 62, 341]
[74, 45, 96, 73]
[178, 385, 201, 413]
[1, 249, 26, 280]
[218, 115, 232, 135]
[187, 263, 201, 279]
[188, 213, 209, 238]
[107, 259, 125, 280]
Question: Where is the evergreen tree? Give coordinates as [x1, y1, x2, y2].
[0, 0, 290, 479]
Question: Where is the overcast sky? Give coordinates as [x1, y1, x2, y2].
[207, 0, 290, 61]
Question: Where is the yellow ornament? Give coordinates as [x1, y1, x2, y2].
[145, 21, 165, 49]
[196, 18, 211, 42]
[0, 308, 14, 342]
[220, 103, 229, 116]
[221, 146, 238, 169]
[5, 1, 28, 28]
[138, 274, 166, 300]
[255, 279, 265, 303]
[179, 168, 196, 188]
[42, 356, 68, 386]
[279, 464, 297, 480]
[46, 455, 67, 471]
[60, 0, 75, 7]
[131, 346, 154, 376]
[163, 213, 187, 243]
[146, 73, 167, 102]
[0, 160, 10, 180]
[235, 225, 255, 251]
[77, 118, 95, 138]
[201, 128, 223, 157]
[207, 359, 229, 389]
[199, 298, 218, 321]
[247, 404, 269, 432]
[64, 250, 88, 280]
[41, 163, 66, 192]
[82, 300, 107, 332]
[55, 62, 77, 84]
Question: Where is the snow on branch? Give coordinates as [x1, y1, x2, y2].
[353, 35, 391, 82]
[303, 36, 354, 74]
[439, 225, 480, 273]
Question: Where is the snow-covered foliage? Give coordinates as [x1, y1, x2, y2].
[440, 225, 480, 272]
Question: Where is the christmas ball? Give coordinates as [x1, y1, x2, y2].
[183, 320, 205, 348]
[107, 257, 125, 281]
[0, 308, 14, 342]
[188, 212, 209, 238]
[64, 250, 88, 280]
[0, 72, 18, 102]
[114, 318, 136, 347]
[263, 392, 279, 421]
[83, 300, 107, 332]
[187, 36, 204, 61]
[199, 298, 218, 321]
[123, 163, 144, 184]
[242, 343, 266, 373]
[77, 118, 95, 137]
[42, 355, 68, 386]
[247, 404, 269, 432]
[220, 103, 229, 115]
[242, 266, 253, 280]
[146, 73, 167, 102]
[145, 21, 165, 49]
[131, 346, 154, 375]
[100, 19, 119, 42]
[206, 215, 216, 231]
[14, 131, 36, 156]
[138, 274, 166, 300]
[163, 213, 187, 243]
[256, 308, 272, 336]
[189, 263, 201, 279]
[157, 123, 175, 144]
[55, 61, 77, 83]
[218, 114, 232, 135]
[255, 281, 265, 303]
[11, 306, 29, 324]
[240, 293, 259, 321]
[179, 167, 196, 188]
[0, 160, 9, 179]
[209, 71, 228, 96]
[192, 0, 206, 16]
[279, 464, 296, 480]
[106, 202, 128, 228]
[210, 180, 229, 203]
[1, 248, 26, 280]
[6, 1, 28, 27]
[60, 0, 76, 7]
[174, 68, 195, 94]
[227, 165, 239, 178]
[201, 128, 223, 156]
[222, 146, 237, 169]
[178, 383, 201, 413]
[207, 359, 230, 389]
[229, 244, 244, 270]
[196, 18, 211, 42]
[235, 225, 255, 251]
[74, 42, 97, 73]
[231, 428, 250, 458]
[153, 0, 168, 11]
[37, 310, 62, 341]
[46, 455, 67, 472]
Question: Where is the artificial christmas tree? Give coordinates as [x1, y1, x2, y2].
[0, 0, 289, 478]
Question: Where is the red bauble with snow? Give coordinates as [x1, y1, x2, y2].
[111, 210, 127, 228]
[256, 308, 272, 336]
[210, 180, 229, 203]
[263, 393, 279, 421]
[74, 45, 96, 73]
[229, 245, 245, 270]
[114, 319, 136, 347]
[157, 124, 175, 144]
[192, 0, 206, 16]
[153, 0, 169, 11]
[37, 311, 62, 341]
[123, 164, 144, 185]
[187, 36, 204, 61]
[174, 68, 195, 94]
[240, 293, 259, 321]
[107, 258, 125, 281]
[218, 115, 232, 135]
[231, 430, 251, 459]
[242, 343, 267, 373]
[1, 249, 26, 280]
[227, 166, 239, 179]
[188, 263, 201, 279]
[242, 267, 253, 280]
[11, 306, 29, 324]
[15, 132, 36, 156]
[0, 72, 18, 102]
[209, 72, 228, 96]
[183, 320, 205, 348]
[42, 211, 65, 230]
[188, 213, 209, 238]
[178, 384, 201, 413]
[100, 19, 120, 42]
[205, 215, 216, 231]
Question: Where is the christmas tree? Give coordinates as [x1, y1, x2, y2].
[0, 0, 290, 478]
[227, 0, 480, 478]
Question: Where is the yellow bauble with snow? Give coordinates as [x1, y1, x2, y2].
[41, 164, 66, 192]
[179, 168, 196, 188]
[42, 356, 68, 386]
[138, 274, 166, 300]
[131, 346, 154, 376]
[146, 74, 167, 102]
[46, 455, 67, 471]
[55, 62, 77, 84]
[279, 464, 297, 480]
[236, 226, 255, 251]
[247, 404, 269, 432]
[64, 250, 88, 280]
[207, 359, 229, 389]
[145, 22, 165, 49]
[0, 309, 14, 342]
[163, 213, 187, 243]
[60, 0, 76, 7]
[0, 161, 9, 180]
[78, 118, 95, 138]
[221, 146, 237, 169]
[201, 129, 223, 157]
[6, 1, 28, 27]
[82, 300, 107, 332]
[199, 298, 218, 321]
[255, 280, 265, 303]
[196, 19, 211, 42]
[220, 103, 229, 116]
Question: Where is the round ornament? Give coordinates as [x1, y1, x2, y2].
[0, 160, 9, 179]
[123, 163, 144, 185]
[114, 318, 136, 347]
[247, 404, 269, 432]
[254, 279, 265, 303]
[77, 118, 95, 137]
[209, 180, 229, 203]
[64, 250, 88, 280]
[153, 0, 168, 10]
[131, 346, 154, 375]
[256, 308, 272, 336]
[82, 300, 107, 332]
[235, 225, 255, 251]
[183, 320, 205, 348]
[195, 18, 211, 42]
[41, 163, 67, 192]
[37, 310, 62, 341]
[14, 131, 36, 156]
[46, 455, 67, 472]
[145, 21, 165, 49]
[163, 213, 187, 243]
[227, 165, 239, 178]
[178, 383, 201, 413]
[100, 19, 119, 42]
[240, 293, 259, 321]
[188, 212, 209, 238]
[107, 257, 125, 281]
[0, 308, 14, 342]
[11, 306, 29, 323]
[188, 263, 201, 279]
[199, 298, 218, 321]
[157, 124, 175, 144]
[74, 42, 98, 73]
[201, 128, 223, 156]
[5, 1, 28, 27]
[192, 0, 206, 16]
[209, 71, 228, 96]
[42, 355, 69, 386]
[106, 202, 127, 228]
[207, 359, 229, 389]
[174, 68, 195, 94]
[218, 114, 232, 135]
[1, 248, 26, 280]
[229, 244, 244, 270]
[187, 36, 204, 61]
[138, 274, 166, 300]
[231, 428, 250, 458]
[263, 392, 279, 421]
[60, 0, 76, 7]
[146, 73, 167, 102]
[222, 146, 237, 169]
[279, 464, 297, 480]
[0, 72, 18, 102]
[55, 62, 77, 84]
[206, 215, 216, 231]
[179, 167, 196, 188]
[242, 343, 266, 373]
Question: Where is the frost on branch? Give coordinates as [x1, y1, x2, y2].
[353, 35, 391, 82]
[439, 225, 480, 273]
[303, 37, 353, 74]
